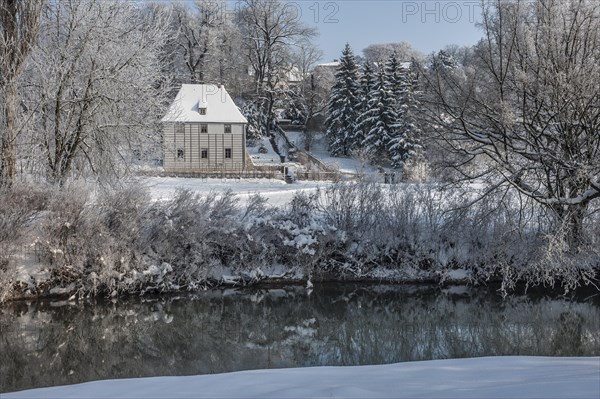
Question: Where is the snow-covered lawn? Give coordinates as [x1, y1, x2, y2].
[141, 176, 329, 206]
[5, 357, 599, 398]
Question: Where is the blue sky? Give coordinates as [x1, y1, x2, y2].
[186, 0, 485, 62]
[297, 0, 484, 61]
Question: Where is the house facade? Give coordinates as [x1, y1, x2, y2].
[162, 84, 248, 173]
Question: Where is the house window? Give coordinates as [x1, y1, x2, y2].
[201, 149, 208, 159]
[225, 148, 232, 159]
[199, 107, 207, 115]
[175, 123, 185, 134]
[200, 124, 208, 133]
[177, 148, 185, 161]
[224, 124, 232, 133]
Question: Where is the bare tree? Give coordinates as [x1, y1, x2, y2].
[424, 0, 600, 247]
[237, 0, 317, 137]
[174, 0, 232, 84]
[0, 0, 43, 186]
[288, 41, 329, 151]
[363, 42, 423, 64]
[27, 0, 173, 184]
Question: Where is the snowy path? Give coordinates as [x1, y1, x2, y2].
[5, 357, 599, 399]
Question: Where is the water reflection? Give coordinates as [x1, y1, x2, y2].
[1, 284, 599, 393]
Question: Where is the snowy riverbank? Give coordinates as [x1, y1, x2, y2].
[5, 356, 599, 398]
[2, 178, 599, 302]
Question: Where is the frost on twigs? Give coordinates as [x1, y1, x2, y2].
[0, 181, 598, 302]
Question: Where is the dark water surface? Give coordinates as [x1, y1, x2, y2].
[1, 284, 599, 393]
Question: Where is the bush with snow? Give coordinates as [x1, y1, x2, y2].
[0, 180, 598, 301]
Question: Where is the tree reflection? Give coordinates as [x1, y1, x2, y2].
[1, 285, 599, 393]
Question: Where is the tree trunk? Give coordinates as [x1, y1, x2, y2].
[1, 83, 18, 186]
[303, 132, 311, 152]
[303, 123, 313, 152]
[554, 203, 589, 251]
[0, 0, 43, 186]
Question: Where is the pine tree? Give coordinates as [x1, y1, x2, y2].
[282, 88, 307, 126]
[242, 101, 266, 140]
[384, 52, 404, 104]
[352, 62, 376, 148]
[361, 70, 401, 160]
[325, 44, 360, 156]
[431, 49, 457, 72]
[389, 60, 421, 169]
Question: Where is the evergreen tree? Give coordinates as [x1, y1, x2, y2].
[325, 44, 360, 156]
[431, 49, 457, 72]
[389, 60, 421, 169]
[282, 88, 307, 126]
[242, 101, 266, 140]
[361, 70, 401, 160]
[359, 62, 376, 102]
[384, 52, 404, 104]
[352, 62, 376, 148]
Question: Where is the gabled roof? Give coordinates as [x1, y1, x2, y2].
[162, 84, 248, 123]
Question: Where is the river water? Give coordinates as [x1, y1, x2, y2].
[1, 284, 599, 393]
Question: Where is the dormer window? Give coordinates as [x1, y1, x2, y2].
[199, 107, 207, 115]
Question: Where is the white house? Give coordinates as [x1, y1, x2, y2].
[161, 84, 248, 173]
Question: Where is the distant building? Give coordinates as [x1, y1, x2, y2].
[161, 84, 248, 172]
[247, 64, 304, 90]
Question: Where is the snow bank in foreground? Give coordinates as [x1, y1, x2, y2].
[6, 357, 599, 399]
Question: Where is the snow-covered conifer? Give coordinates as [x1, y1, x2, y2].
[360, 70, 401, 160]
[242, 101, 266, 140]
[352, 62, 376, 149]
[384, 52, 404, 104]
[389, 60, 421, 169]
[325, 44, 360, 156]
[431, 49, 457, 72]
[282, 89, 307, 126]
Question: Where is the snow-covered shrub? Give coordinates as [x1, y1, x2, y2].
[2, 179, 598, 302]
[319, 182, 383, 234]
[34, 183, 151, 297]
[87, 184, 150, 295]
[0, 183, 50, 301]
[442, 190, 533, 275]
[236, 194, 285, 271]
[37, 183, 93, 292]
[511, 203, 600, 295]
[310, 180, 600, 291]
[136, 189, 242, 288]
[0, 183, 46, 252]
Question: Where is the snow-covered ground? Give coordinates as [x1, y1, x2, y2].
[246, 136, 283, 165]
[286, 131, 380, 175]
[141, 176, 329, 207]
[5, 357, 599, 398]
[226, 129, 379, 175]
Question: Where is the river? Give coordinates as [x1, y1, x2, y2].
[1, 284, 599, 393]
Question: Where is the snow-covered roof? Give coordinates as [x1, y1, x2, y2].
[316, 61, 340, 68]
[162, 84, 248, 124]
